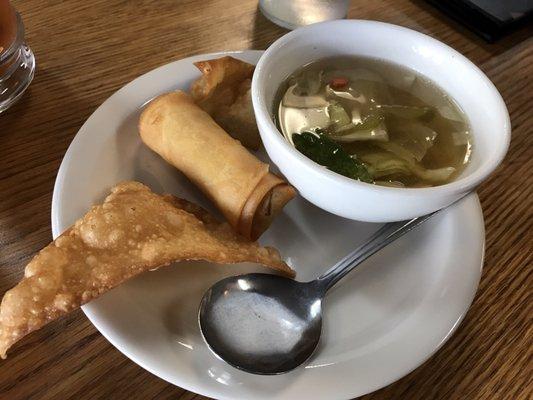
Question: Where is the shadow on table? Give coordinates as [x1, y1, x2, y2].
[250, 5, 289, 50]
[0, 66, 93, 293]
[248, 0, 532, 57]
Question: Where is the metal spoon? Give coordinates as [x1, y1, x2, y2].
[198, 212, 436, 375]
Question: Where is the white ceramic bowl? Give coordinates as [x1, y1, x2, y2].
[252, 20, 510, 222]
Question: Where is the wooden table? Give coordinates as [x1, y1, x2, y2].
[1, 1, 531, 399]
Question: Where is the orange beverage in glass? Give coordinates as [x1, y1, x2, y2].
[0, 0, 17, 55]
[0, 0, 35, 113]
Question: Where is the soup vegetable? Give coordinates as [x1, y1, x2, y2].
[276, 57, 472, 188]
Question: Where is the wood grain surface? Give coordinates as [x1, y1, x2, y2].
[0, 1, 531, 399]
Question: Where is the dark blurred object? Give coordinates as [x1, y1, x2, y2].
[426, 0, 533, 42]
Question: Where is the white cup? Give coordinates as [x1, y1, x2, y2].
[252, 20, 511, 222]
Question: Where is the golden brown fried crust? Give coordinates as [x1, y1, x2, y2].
[139, 91, 296, 240]
[0, 181, 294, 358]
[189, 56, 260, 150]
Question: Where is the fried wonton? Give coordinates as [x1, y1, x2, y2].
[190, 56, 260, 150]
[0, 181, 294, 358]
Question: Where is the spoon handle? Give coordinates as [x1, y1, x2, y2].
[316, 213, 436, 292]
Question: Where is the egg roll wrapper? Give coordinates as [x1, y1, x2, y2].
[0, 181, 294, 359]
[238, 174, 296, 240]
[139, 91, 295, 239]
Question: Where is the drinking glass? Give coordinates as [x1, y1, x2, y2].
[259, 0, 350, 30]
[0, 0, 35, 113]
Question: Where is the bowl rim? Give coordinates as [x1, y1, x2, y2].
[252, 19, 511, 196]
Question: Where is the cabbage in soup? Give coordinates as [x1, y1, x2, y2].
[276, 57, 472, 188]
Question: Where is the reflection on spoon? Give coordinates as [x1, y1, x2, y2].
[199, 211, 438, 374]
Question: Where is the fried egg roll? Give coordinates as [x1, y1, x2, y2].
[139, 91, 295, 240]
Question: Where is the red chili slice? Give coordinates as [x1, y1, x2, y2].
[330, 77, 349, 89]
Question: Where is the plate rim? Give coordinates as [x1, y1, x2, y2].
[51, 50, 485, 400]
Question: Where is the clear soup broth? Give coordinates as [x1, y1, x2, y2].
[276, 56, 472, 188]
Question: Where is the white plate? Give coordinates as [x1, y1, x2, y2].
[51, 51, 485, 400]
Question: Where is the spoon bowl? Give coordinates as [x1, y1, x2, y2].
[199, 213, 439, 374]
[199, 273, 323, 374]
